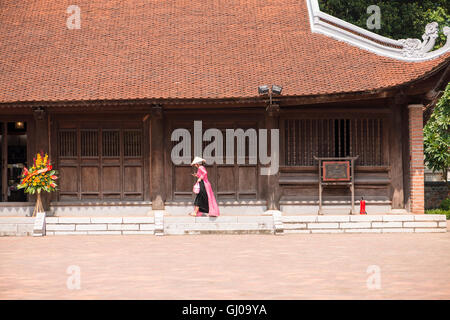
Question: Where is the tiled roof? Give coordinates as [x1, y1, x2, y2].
[0, 0, 449, 103]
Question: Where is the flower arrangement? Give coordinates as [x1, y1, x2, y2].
[18, 151, 58, 216]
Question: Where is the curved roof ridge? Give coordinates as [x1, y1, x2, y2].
[307, 0, 450, 62]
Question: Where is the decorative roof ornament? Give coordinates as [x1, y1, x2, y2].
[399, 22, 440, 58]
[306, 0, 450, 62]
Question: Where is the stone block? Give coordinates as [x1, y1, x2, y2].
[438, 222, 447, 228]
[196, 216, 238, 223]
[237, 216, 272, 223]
[283, 223, 307, 229]
[164, 217, 195, 223]
[53, 231, 88, 235]
[372, 222, 403, 228]
[414, 228, 446, 233]
[19, 224, 34, 234]
[0, 224, 17, 232]
[76, 224, 107, 231]
[340, 222, 371, 229]
[414, 215, 446, 221]
[0, 217, 35, 224]
[382, 228, 414, 233]
[45, 217, 58, 224]
[344, 228, 382, 233]
[383, 215, 414, 222]
[123, 217, 155, 224]
[87, 231, 122, 235]
[350, 215, 383, 222]
[122, 231, 155, 235]
[283, 216, 317, 223]
[46, 224, 75, 231]
[404, 222, 438, 228]
[308, 223, 339, 229]
[283, 229, 311, 234]
[91, 217, 123, 224]
[107, 224, 139, 231]
[311, 229, 344, 233]
[140, 224, 156, 231]
[317, 216, 350, 222]
[58, 217, 91, 224]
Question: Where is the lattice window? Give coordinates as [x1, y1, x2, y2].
[285, 118, 385, 166]
[81, 130, 98, 157]
[123, 130, 142, 157]
[102, 130, 120, 157]
[58, 130, 77, 157]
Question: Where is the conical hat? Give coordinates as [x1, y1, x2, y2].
[191, 156, 206, 166]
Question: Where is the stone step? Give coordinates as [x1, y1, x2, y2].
[2, 214, 446, 236]
[163, 216, 275, 235]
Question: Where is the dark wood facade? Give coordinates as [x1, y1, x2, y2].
[0, 94, 423, 212]
[1, 60, 449, 213]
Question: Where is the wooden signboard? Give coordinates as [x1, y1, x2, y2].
[323, 161, 350, 181]
[314, 156, 359, 215]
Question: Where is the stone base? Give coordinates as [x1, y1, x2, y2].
[1, 213, 446, 236]
[0, 217, 35, 236]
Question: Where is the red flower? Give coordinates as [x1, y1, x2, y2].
[50, 175, 58, 180]
[47, 165, 52, 171]
[50, 183, 56, 188]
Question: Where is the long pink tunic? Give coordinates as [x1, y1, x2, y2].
[196, 165, 220, 216]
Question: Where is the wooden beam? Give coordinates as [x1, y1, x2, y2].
[150, 105, 165, 209]
[388, 102, 404, 209]
[33, 107, 50, 210]
[265, 105, 280, 210]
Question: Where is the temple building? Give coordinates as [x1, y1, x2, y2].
[0, 0, 449, 217]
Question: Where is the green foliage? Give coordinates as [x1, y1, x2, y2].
[318, 0, 450, 49]
[440, 198, 450, 210]
[424, 84, 450, 181]
[425, 208, 450, 220]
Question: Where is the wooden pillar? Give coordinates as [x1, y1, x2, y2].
[33, 107, 50, 211]
[389, 102, 404, 209]
[150, 105, 165, 210]
[1, 123, 7, 202]
[408, 104, 425, 214]
[265, 105, 280, 210]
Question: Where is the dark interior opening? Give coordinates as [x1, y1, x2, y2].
[1, 121, 27, 202]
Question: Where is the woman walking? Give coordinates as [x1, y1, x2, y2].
[189, 157, 220, 217]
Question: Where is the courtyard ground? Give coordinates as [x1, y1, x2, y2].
[1, 224, 449, 300]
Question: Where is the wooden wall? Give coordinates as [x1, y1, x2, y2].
[0, 98, 408, 210]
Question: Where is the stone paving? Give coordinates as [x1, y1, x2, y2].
[0, 223, 449, 300]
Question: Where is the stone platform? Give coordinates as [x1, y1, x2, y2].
[0, 213, 447, 236]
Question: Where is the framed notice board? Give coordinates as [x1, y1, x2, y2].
[322, 161, 350, 181]
[314, 156, 359, 215]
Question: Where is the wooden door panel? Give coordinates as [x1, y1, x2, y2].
[124, 166, 142, 193]
[81, 166, 99, 193]
[56, 119, 145, 201]
[217, 166, 235, 193]
[169, 118, 261, 202]
[59, 166, 78, 193]
[174, 166, 193, 195]
[238, 166, 257, 199]
[238, 166, 257, 193]
[102, 166, 120, 193]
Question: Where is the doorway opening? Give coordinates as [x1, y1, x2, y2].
[1, 121, 28, 202]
